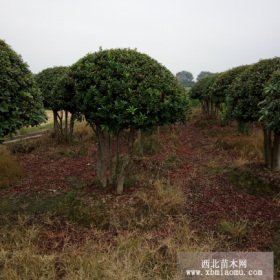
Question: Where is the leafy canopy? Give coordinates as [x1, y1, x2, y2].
[259, 70, 280, 134]
[211, 65, 249, 105]
[226, 58, 280, 123]
[64, 48, 191, 133]
[189, 74, 220, 102]
[0, 39, 46, 139]
[34, 66, 68, 109]
[197, 71, 218, 81]
[176, 71, 195, 87]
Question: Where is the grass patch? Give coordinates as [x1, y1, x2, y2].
[215, 131, 263, 160]
[217, 218, 251, 242]
[229, 167, 278, 197]
[0, 145, 22, 188]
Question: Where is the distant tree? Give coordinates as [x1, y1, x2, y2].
[197, 71, 218, 81]
[176, 71, 195, 87]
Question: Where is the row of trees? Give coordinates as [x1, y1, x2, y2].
[189, 58, 280, 171]
[176, 71, 217, 87]
[0, 40, 192, 194]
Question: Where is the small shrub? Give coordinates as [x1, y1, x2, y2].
[0, 146, 22, 188]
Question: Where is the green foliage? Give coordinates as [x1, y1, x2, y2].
[226, 58, 280, 123]
[189, 74, 219, 102]
[64, 48, 191, 133]
[196, 71, 218, 81]
[176, 71, 195, 87]
[34, 66, 68, 109]
[51, 71, 79, 115]
[188, 77, 205, 101]
[0, 39, 47, 138]
[211, 65, 249, 105]
[259, 70, 280, 134]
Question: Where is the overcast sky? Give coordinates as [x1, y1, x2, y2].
[1, 0, 280, 81]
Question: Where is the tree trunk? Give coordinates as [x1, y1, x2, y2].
[117, 128, 136, 195]
[53, 110, 57, 130]
[138, 129, 143, 155]
[262, 124, 269, 168]
[69, 113, 75, 142]
[108, 135, 113, 185]
[272, 134, 280, 171]
[268, 130, 272, 169]
[96, 125, 107, 188]
[65, 110, 68, 141]
[156, 126, 160, 143]
[95, 127, 101, 180]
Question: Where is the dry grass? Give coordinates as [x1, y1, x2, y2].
[138, 180, 185, 216]
[215, 130, 263, 160]
[0, 145, 22, 188]
[217, 218, 251, 242]
[0, 179, 215, 280]
[73, 120, 96, 142]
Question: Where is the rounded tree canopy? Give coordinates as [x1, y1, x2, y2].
[35, 66, 68, 109]
[0, 39, 46, 138]
[189, 74, 220, 101]
[211, 65, 249, 105]
[226, 57, 280, 123]
[176, 71, 195, 87]
[64, 48, 191, 132]
[52, 70, 79, 114]
[259, 70, 280, 134]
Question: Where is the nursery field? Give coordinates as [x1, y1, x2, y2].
[1, 108, 280, 279]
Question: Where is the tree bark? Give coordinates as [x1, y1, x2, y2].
[65, 110, 68, 141]
[272, 134, 280, 171]
[156, 126, 160, 143]
[268, 130, 272, 169]
[117, 128, 136, 195]
[138, 129, 143, 155]
[262, 124, 269, 168]
[108, 135, 113, 185]
[96, 125, 107, 188]
[69, 113, 75, 142]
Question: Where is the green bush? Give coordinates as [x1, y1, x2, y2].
[226, 57, 280, 123]
[34, 66, 68, 109]
[211, 65, 250, 105]
[0, 39, 46, 139]
[63, 48, 192, 193]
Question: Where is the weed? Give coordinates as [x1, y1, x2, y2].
[217, 218, 250, 242]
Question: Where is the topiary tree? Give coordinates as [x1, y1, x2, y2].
[64, 48, 191, 194]
[0, 39, 46, 140]
[189, 74, 220, 118]
[226, 57, 280, 167]
[51, 71, 83, 142]
[211, 65, 249, 107]
[34, 66, 68, 139]
[259, 69, 280, 170]
[211, 65, 250, 125]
